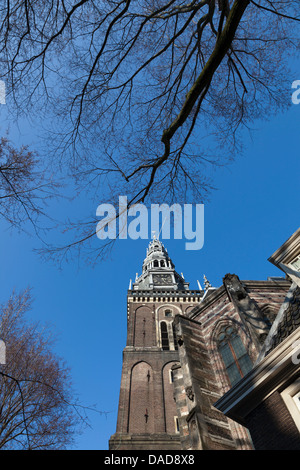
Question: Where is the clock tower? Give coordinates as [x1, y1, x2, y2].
[109, 238, 203, 450]
[134, 236, 190, 291]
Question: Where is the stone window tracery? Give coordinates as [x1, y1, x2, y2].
[217, 325, 252, 386]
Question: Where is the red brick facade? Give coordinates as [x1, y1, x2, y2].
[245, 391, 300, 450]
[109, 296, 201, 450]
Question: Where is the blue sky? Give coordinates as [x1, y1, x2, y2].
[0, 70, 300, 449]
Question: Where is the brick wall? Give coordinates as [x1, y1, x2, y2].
[110, 279, 292, 450]
[129, 361, 155, 433]
[187, 280, 291, 449]
[173, 314, 237, 450]
[110, 296, 197, 450]
[245, 391, 300, 450]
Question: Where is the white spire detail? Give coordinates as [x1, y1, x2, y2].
[203, 275, 212, 291]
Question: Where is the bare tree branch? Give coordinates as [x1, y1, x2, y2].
[0, 0, 298, 260]
[0, 289, 107, 449]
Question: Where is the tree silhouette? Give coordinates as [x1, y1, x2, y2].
[0, 289, 82, 449]
[0, 0, 298, 259]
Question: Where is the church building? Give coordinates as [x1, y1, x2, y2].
[109, 230, 300, 450]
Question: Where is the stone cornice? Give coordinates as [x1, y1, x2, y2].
[188, 279, 290, 320]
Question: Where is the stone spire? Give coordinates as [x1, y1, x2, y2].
[132, 238, 189, 291]
[203, 275, 212, 291]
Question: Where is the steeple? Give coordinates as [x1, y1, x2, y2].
[132, 238, 189, 291]
[109, 237, 204, 451]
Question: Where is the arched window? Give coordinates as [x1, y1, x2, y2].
[217, 326, 252, 386]
[160, 321, 169, 350]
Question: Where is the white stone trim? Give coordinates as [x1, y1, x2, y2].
[281, 377, 300, 433]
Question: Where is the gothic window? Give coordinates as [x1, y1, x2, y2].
[160, 321, 169, 350]
[154, 260, 159, 267]
[217, 326, 252, 386]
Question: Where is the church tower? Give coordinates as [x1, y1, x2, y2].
[109, 238, 203, 450]
[109, 238, 292, 450]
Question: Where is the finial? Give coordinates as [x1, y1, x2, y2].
[203, 275, 212, 290]
[129, 279, 132, 289]
[135, 273, 138, 281]
[197, 280, 202, 290]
